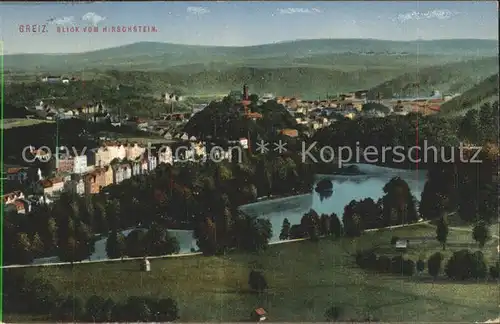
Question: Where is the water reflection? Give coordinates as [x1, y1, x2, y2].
[240, 164, 427, 242]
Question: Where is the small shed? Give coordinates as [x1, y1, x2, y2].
[395, 240, 409, 251]
[140, 257, 151, 272]
[251, 308, 267, 322]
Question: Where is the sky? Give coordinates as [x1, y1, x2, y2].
[0, 1, 498, 54]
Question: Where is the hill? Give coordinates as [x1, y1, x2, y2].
[366, 57, 498, 99]
[4, 39, 498, 72]
[4, 58, 498, 105]
[439, 73, 499, 115]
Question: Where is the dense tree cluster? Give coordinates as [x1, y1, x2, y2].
[354, 248, 498, 282]
[5, 150, 322, 264]
[355, 250, 415, 276]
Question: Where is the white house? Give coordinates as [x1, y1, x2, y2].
[64, 177, 85, 196]
[158, 146, 173, 165]
[73, 155, 88, 174]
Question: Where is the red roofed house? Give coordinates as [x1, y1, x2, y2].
[251, 308, 267, 322]
[2, 191, 25, 205]
[279, 128, 299, 138]
[40, 177, 65, 197]
[12, 200, 26, 214]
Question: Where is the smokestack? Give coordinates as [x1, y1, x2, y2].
[243, 84, 249, 100]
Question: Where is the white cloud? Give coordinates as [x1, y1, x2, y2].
[47, 16, 75, 26]
[394, 9, 459, 23]
[187, 6, 210, 15]
[81, 12, 106, 25]
[277, 8, 322, 15]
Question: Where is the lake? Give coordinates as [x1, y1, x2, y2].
[32, 164, 427, 264]
[240, 163, 427, 241]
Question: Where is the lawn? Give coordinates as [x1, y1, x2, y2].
[4, 224, 499, 322]
[1, 118, 53, 129]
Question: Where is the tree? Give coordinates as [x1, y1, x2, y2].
[435, 216, 449, 250]
[248, 270, 268, 293]
[319, 214, 331, 236]
[325, 305, 342, 322]
[74, 222, 95, 261]
[144, 224, 180, 256]
[194, 217, 218, 255]
[427, 252, 443, 279]
[472, 220, 490, 248]
[31, 232, 45, 258]
[15, 232, 34, 264]
[420, 181, 448, 220]
[106, 230, 126, 259]
[233, 215, 272, 252]
[46, 217, 58, 253]
[489, 262, 499, 279]
[125, 229, 147, 257]
[300, 210, 320, 241]
[342, 211, 363, 237]
[381, 177, 418, 226]
[279, 218, 291, 240]
[329, 213, 342, 238]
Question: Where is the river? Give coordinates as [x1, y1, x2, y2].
[32, 164, 427, 264]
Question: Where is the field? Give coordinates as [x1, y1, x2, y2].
[1, 118, 53, 129]
[5, 223, 499, 322]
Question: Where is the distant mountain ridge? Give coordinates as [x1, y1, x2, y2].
[4, 38, 498, 72]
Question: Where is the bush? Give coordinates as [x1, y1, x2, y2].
[155, 298, 180, 322]
[3, 269, 30, 313]
[416, 259, 425, 273]
[27, 278, 62, 314]
[489, 262, 500, 279]
[248, 270, 268, 292]
[364, 314, 380, 322]
[391, 255, 404, 274]
[427, 252, 444, 278]
[402, 259, 415, 276]
[471, 251, 488, 279]
[355, 250, 377, 269]
[57, 296, 85, 321]
[85, 295, 107, 322]
[445, 250, 487, 280]
[390, 236, 399, 245]
[124, 296, 152, 322]
[101, 298, 116, 322]
[376, 255, 392, 272]
[325, 305, 342, 321]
